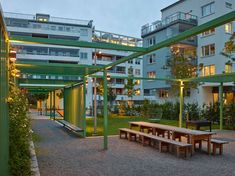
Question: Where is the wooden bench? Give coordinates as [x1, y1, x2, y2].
[57, 120, 83, 133]
[211, 139, 229, 155]
[119, 128, 192, 158]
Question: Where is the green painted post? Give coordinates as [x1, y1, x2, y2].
[83, 77, 87, 137]
[53, 90, 56, 120]
[179, 81, 184, 128]
[50, 91, 52, 119]
[219, 83, 223, 130]
[0, 32, 9, 176]
[103, 70, 108, 150]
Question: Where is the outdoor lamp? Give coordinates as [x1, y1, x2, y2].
[107, 73, 111, 81]
[9, 49, 16, 62]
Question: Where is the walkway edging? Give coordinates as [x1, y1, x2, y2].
[30, 140, 40, 176]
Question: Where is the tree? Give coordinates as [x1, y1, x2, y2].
[124, 66, 139, 107]
[96, 78, 117, 110]
[165, 48, 198, 96]
[221, 33, 235, 61]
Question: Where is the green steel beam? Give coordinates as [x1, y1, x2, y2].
[179, 81, 184, 128]
[183, 72, 235, 83]
[219, 83, 223, 130]
[10, 36, 146, 52]
[18, 78, 79, 85]
[91, 74, 178, 82]
[103, 70, 108, 150]
[104, 11, 235, 69]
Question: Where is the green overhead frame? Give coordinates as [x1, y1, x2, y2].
[6, 10, 235, 152]
[18, 78, 79, 85]
[10, 36, 146, 52]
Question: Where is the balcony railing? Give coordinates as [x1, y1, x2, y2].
[93, 30, 142, 47]
[4, 12, 92, 26]
[141, 12, 197, 36]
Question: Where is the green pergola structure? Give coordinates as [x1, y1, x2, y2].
[1, 9, 235, 176]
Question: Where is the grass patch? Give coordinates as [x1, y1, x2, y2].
[86, 116, 220, 136]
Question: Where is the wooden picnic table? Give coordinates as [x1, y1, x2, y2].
[129, 121, 216, 154]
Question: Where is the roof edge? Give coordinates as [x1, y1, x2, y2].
[161, 0, 186, 12]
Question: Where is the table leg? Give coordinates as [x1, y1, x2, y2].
[152, 128, 156, 135]
[190, 135, 195, 154]
[207, 135, 211, 155]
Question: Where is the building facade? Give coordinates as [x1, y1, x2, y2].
[142, 0, 235, 106]
[4, 12, 144, 110]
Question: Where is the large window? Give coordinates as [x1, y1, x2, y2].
[201, 44, 215, 57]
[147, 37, 156, 46]
[80, 52, 88, 59]
[158, 89, 169, 98]
[147, 71, 156, 78]
[225, 23, 232, 34]
[202, 65, 215, 76]
[202, 2, 215, 17]
[225, 64, 232, 73]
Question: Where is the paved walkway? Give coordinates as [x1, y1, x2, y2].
[32, 119, 235, 176]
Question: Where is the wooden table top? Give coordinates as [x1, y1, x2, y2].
[129, 121, 216, 136]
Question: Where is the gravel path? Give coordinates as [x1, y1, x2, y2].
[32, 119, 235, 176]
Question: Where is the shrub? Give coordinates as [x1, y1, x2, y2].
[8, 83, 31, 176]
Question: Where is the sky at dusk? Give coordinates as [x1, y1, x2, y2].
[1, 0, 178, 38]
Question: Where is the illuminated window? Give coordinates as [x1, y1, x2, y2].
[136, 89, 141, 96]
[159, 89, 169, 98]
[202, 2, 215, 17]
[225, 64, 232, 73]
[135, 80, 141, 85]
[201, 28, 215, 36]
[201, 44, 215, 57]
[147, 71, 156, 78]
[202, 65, 215, 76]
[225, 23, 232, 34]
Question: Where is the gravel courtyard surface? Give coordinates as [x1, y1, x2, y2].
[32, 119, 235, 176]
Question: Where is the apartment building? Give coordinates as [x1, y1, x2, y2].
[4, 12, 143, 109]
[142, 0, 235, 106]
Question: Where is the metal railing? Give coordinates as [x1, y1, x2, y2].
[4, 12, 92, 26]
[141, 12, 197, 36]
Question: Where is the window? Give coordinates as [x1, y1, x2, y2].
[225, 64, 232, 73]
[58, 26, 64, 31]
[80, 52, 88, 59]
[202, 65, 215, 76]
[225, 2, 232, 9]
[147, 71, 156, 78]
[135, 69, 141, 75]
[202, 2, 215, 17]
[158, 89, 169, 98]
[80, 29, 88, 36]
[128, 60, 133, 64]
[225, 23, 232, 34]
[147, 37, 156, 46]
[201, 44, 215, 57]
[201, 28, 215, 36]
[148, 54, 156, 64]
[135, 59, 141, 65]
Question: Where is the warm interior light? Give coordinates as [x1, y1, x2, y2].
[107, 73, 111, 81]
[9, 49, 17, 62]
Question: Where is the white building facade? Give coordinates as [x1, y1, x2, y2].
[142, 0, 235, 106]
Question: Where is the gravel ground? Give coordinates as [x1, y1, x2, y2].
[32, 119, 235, 176]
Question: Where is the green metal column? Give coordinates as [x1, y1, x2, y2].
[219, 83, 223, 130]
[103, 70, 108, 150]
[0, 33, 9, 176]
[53, 90, 56, 120]
[83, 78, 87, 137]
[179, 81, 184, 128]
[50, 91, 52, 119]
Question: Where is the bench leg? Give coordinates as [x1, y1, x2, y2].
[213, 144, 217, 155]
[176, 147, 180, 158]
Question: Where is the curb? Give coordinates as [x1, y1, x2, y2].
[30, 140, 40, 176]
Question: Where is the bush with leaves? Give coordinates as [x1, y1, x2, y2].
[8, 83, 31, 176]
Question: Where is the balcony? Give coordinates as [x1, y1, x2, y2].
[141, 12, 197, 37]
